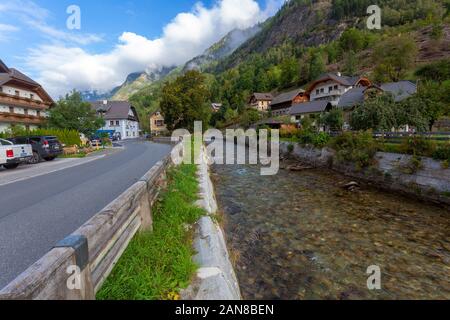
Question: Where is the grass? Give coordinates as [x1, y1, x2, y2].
[96, 164, 205, 300]
[58, 152, 87, 159]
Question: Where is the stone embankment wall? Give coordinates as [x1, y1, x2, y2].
[181, 146, 242, 300]
[280, 142, 450, 207]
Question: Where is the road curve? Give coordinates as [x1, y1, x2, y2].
[0, 140, 172, 288]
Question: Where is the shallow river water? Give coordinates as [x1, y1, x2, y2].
[212, 162, 450, 300]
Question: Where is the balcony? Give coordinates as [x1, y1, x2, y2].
[0, 92, 51, 110]
[0, 111, 46, 125]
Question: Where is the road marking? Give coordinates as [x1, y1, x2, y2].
[0, 155, 106, 187]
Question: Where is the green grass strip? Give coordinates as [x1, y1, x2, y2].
[96, 164, 205, 300]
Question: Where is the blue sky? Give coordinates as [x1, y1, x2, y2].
[0, 0, 283, 97]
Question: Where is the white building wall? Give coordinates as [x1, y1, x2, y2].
[0, 123, 9, 133]
[1, 85, 43, 102]
[310, 80, 352, 105]
[100, 119, 140, 140]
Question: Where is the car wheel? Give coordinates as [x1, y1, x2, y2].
[28, 151, 41, 164]
[3, 163, 19, 170]
[44, 157, 56, 161]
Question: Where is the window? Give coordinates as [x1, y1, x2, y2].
[116, 120, 120, 126]
[0, 87, 2, 93]
[329, 86, 333, 92]
[334, 85, 338, 90]
[156, 120, 164, 127]
[320, 88, 324, 93]
[316, 89, 319, 95]
[30, 94, 34, 100]
[15, 90, 20, 96]
[110, 120, 114, 126]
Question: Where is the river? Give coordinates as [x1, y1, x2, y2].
[212, 159, 450, 300]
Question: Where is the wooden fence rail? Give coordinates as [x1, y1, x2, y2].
[0, 142, 184, 300]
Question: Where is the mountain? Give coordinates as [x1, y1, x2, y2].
[81, 88, 118, 102]
[183, 25, 262, 72]
[111, 66, 175, 100]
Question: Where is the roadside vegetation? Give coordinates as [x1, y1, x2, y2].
[97, 164, 205, 300]
[0, 128, 81, 146]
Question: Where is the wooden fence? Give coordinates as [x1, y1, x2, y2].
[330, 131, 450, 144]
[0, 143, 184, 300]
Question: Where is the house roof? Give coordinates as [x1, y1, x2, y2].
[337, 87, 366, 109]
[251, 93, 273, 101]
[379, 81, 417, 102]
[306, 73, 371, 94]
[0, 59, 53, 104]
[338, 81, 418, 109]
[290, 101, 332, 115]
[91, 101, 139, 122]
[271, 88, 305, 106]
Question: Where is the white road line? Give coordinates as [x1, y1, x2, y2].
[0, 155, 106, 187]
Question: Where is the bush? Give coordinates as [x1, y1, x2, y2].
[400, 136, 436, 157]
[401, 156, 424, 174]
[1, 127, 81, 146]
[280, 126, 300, 139]
[329, 131, 379, 169]
[296, 130, 331, 148]
[432, 143, 450, 162]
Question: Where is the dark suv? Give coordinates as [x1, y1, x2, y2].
[8, 136, 63, 164]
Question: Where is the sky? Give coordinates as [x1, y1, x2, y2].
[0, 0, 284, 98]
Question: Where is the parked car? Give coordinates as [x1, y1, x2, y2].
[8, 136, 63, 164]
[0, 138, 33, 169]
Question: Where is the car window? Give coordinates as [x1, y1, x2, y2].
[14, 138, 27, 144]
[30, 138, 41, 143]
[0, 138, 12, 146]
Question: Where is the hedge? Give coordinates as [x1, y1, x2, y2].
[0, 128, 81, 146]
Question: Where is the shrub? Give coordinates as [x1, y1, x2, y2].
[400, 136, 436, 157]
[2, 127, 81, 146]
[287, 144, 294, 153]
[280, 126, 300, 139]
[432, 143, 450, 162]
[295, 130, 331, 148]
[401, 156, 424, 174]
[329, 131, 379, 169]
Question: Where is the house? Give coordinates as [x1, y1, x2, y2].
[270, 89, 308, 116]
[248, 93, 273, 112]
[337, 81, 418, 128]
[306, 72, 371, 106]
[0, 59, 54, 133]
[150, 111, 168, 136]
[289, 101, 333, 124]
[91, 100, 140, 139]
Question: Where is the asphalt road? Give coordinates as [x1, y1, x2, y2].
[0, 139, 172, 288]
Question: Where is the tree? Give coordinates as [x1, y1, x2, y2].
[160, 70, 211, 132]
[48, 90, 105, 136]
[373, 35, 417, 82]
[321, 108, 344, 131]
[350, 94, 398, 131]
[339, 28, 365, 52]
[309, 52, 326, 82]
[415, 58, 450, 83]
[280, 57, 299, 88]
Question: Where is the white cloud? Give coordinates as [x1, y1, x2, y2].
[24, 0, 284, 97]
[0, 0, 103, 45]
[0, 23, 20, 41]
